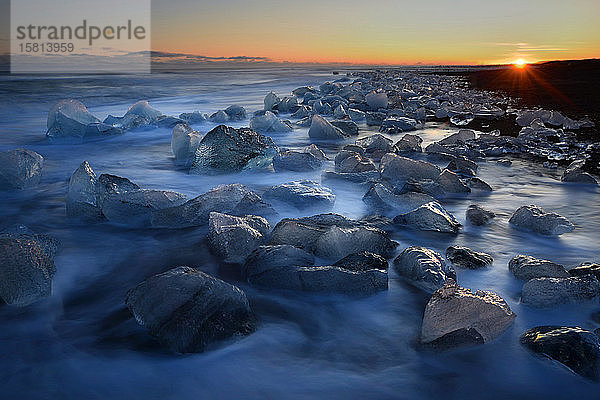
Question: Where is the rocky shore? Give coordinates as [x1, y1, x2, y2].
[1, 66, 599, 384]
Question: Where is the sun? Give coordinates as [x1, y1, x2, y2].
[513, 59, 527, 68]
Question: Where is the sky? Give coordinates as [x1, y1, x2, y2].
[151, 0, 600, 65]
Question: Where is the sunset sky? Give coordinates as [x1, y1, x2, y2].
[151, 0, 600, 65]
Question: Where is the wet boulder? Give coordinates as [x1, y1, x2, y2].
[394, 202, 461, 233]
[467, 177, 493, 192]
[247, 265, 387, 296]
[508, 255, 569, 281]
[436, 169, 470, 193]
[0, 237, 56, 306]
[263, 180, 335, 211]
[521, 276, 600, 308]
[380, 154, 441, 184]
[509, 205, 574, 236]
[356, 134, 396, 161]
[102, 189, 187, 227]
[561, 160, 598, 184]
[421, 279, 516, 348]
[446, 246, 493, 269]
[379, 117, 418, 133]
[152, 184, 276, 228]
[125, 266, 255, 353]
[171, 124, 202, 163]
[395, 134, 423, 153]
[334, 150, 377, 173]
[190, 125, 278, 174]
[308, 115, 347, 141]
[243, 245, 315, 279]
[269, 213, 397, 260]
[66, 161, 103, 220]
[331, 120, 359, 136]
[393, 246, 456, 293]
[273, 144, 328, 172]
[333, 251, 388, 272]
[363, 182, 434, 213]
[569, 263, 600, 281]
[466, 204, 495, 226]
[520, 326, 600, 380]
[208, 212, 270, 264]
[0, 149, 44, 190]
[0, 225, 59, 259]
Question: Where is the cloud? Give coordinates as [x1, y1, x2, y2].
[134, 51, 272, 63]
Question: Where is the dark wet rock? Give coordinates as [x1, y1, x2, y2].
[379, 117, 418, 133]
[171, 124, 202, 163]
[333, 251, 388, 272]
[0, 237, 56, 306]
[179, 111, 206, 124]
[151, 184, 275, 228]
[102, 189, 187, 228]
[365, 112, 386, 126]
[437, 169, 470, 193]
[508, 255, 569, 281]
[66, 161, 103, 221]
[438, 130, 476, 146]
[394, 134, 423, 153]
[380, 154, 441, 183]
[398, 179, 446, 199]
[0, 225, 59, 259]
[421, 279, 516, 346]
[521, 276, 600, 307]
[394, 202, 461, 233]
[249, 111, 293, 133]
[356, 134, 396, 161]
[446, 156, 478, 176]
[334, 150, 377, 173]
[243, 245, 315, 279]
[561, 160, 598, 184]
[125, 266, 255, 353]
[466, 204, 495, 226]
[467, 177, 493, 191]
[322, 170, 380, 184]
[208, 212, 270, 264]
[269, 213, 397, 260]
[224, 105, 247, 121]
[446, 246, 493, 269]
[497, 159, 512, 166]
[363, 182, 434, 213]
[0, 149, 44, 190]
[331, 120, 359, 136]
[520, 326, 600, 380]
[421, 328, 484, 350]
[190, 125, 278, 174]
[348, 108, 366, 121]
[273, 144, 328, 172]
[248, 265, 388, 296]
[292, 86, 315, 97]
[569, 263, 600, 281]
[308, 115, 347, 140]
[291, 106, 311, 119]
[509, 205, 574, 236]
[393, 246, 456, 293]
[263, 180, 335, 211]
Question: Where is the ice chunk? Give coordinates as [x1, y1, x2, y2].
[46, 100, 103, 138]
[308, 115, 347, 141]
[171, 124, 202, 163]
[250, 111, 293, 133]
[66, 161, 102, 220]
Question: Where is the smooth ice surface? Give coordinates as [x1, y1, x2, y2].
[1, 68, 599, 399]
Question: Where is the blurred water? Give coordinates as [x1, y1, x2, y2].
[0, 68, 599, 400]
